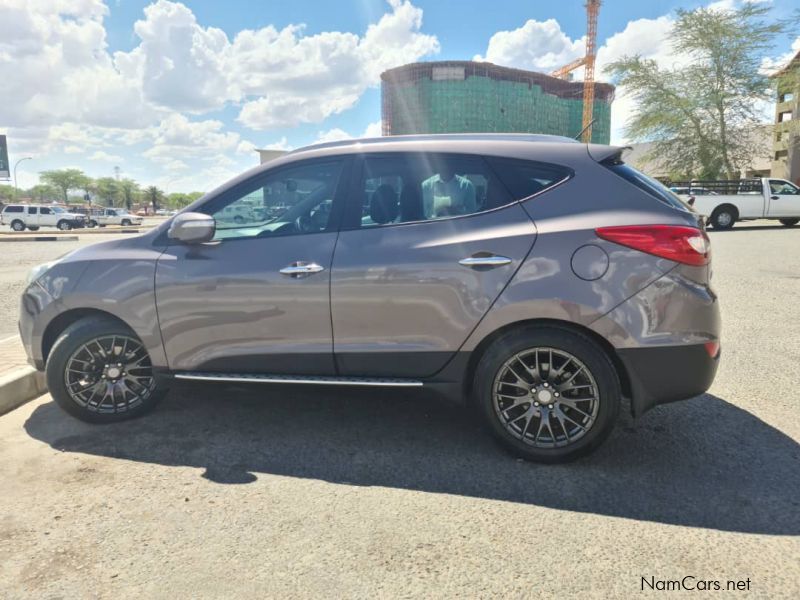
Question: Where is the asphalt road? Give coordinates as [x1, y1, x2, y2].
[1, 222, 799, 598]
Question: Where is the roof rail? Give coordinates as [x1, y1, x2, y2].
[290, 132, 580, 154]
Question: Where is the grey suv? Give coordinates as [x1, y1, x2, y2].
[19, 134, 720, 462]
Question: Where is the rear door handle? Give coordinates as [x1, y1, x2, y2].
[279, 262, 325, 277]
[458, 255, 513, 267]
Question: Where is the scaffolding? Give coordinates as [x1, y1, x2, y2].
[381, 61, 614, 144]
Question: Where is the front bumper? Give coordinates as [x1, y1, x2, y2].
[617, 343, 720, 417]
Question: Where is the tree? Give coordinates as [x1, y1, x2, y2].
[95, 177, 120, 207]
[118, 178, 139, 210]
[27, 184, 60, 203]
[40, 168, 89, 203]
[0, 184, 15, 202]
[145, 185, 163, 212]
[606, 3, 798, 179]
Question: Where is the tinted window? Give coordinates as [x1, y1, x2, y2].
[202, 160, 344, 241]
[352, 154, 512, 228]
[485, 157, 572, 201]
[28, 207, 38, 214]
[603, 159, 689, 211]
[3, 205, 23, 213]
[40, 207, 51, 214]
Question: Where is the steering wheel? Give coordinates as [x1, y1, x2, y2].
[295, 215, 314, 233]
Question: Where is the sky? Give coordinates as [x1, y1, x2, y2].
[1, 0, 798, 193]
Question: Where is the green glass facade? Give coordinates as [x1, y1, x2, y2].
[381, 62, 614, 145]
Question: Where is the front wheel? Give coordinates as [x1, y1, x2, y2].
[779, 218, 799, 227]
[87, 220, 97, 228]
[474, 327, 620, 463]
[10, 220, 25, 232]
[121, 219, 132, 226]
[57, 220, 72, 231]
[46, 317, 166, 423]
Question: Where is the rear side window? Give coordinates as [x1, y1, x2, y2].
[3, 205, 23, 213]
[604, 158, 689, 211]
[485, 157, 572, 201]
[350, 154, 512, 229]
[28, 207, 38, 214]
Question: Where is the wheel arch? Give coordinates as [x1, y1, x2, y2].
[41, 308, 133, 365]
[462, 318, 632, 408]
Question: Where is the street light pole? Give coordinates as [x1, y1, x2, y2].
[13, 157, 32, 198]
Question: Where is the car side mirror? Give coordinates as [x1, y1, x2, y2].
[168, 212, 216, 244]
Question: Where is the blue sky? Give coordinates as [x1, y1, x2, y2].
[2, 0, 798, 192]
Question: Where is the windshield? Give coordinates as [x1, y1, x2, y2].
[51, 207, 66, 213]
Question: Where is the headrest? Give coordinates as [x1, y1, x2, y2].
[369, 184, 399, 224]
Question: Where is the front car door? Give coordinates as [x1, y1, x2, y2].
[39, 206, 56, 226]
[155, 157, 350, 375]
[767, 179, 800, 217]
[26, 206, 40, 227]
[330, 152, 545, 378]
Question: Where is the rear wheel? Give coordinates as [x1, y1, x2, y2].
[10, 220, 25, 231]
[121, 218, 132, 226]
[46, 317, 166, 423]
[87, 220, 97, 228]
[474, 327, 620, 463]
[710, 206, 736, 230]
[57, 220, 72, 231]
[779, 218, 799, 227]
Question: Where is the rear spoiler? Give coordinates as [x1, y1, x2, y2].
[586, 144, 631, 163]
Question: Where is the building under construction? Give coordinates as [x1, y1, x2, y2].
[380, 61, 615, 144]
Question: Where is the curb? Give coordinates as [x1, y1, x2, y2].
[0, 236, 79, 242]
[0, 367, 48, 416]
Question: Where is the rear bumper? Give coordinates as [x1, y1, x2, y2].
[618, 343, 720, 416]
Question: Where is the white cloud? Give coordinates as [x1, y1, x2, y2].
[474, 19, 584, 72]
[63, 145, 85, 155]
[362, 120, 383, 137]
[236, 140, 257, 155]
[312, 120, 385, 145]
[89, 150, 124, 162]
[258, 137, 293, 151]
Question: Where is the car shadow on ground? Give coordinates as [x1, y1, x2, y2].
[24, 384, 800, 535]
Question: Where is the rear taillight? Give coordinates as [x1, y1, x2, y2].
[595, 225, 710, 266]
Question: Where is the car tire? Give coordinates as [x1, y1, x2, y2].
[57, 220, 72, 231]
[46, 317, 166, 424]
[710, 206, 736, 230]
[87, 220, 97, 228]
[121, 219, 132, 226]
[779, 218, 799, 227]
[11, 220, 25, 232]
[473, 326, 620, 463]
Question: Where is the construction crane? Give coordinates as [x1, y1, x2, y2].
[550, 0, 601, 143]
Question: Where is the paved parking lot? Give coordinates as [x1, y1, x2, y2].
[0, 223, 798, 598]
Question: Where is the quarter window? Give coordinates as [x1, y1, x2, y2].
[202, 160, 345, 241]
[485, 157, 572, 201]
[353, 154, 512, 228]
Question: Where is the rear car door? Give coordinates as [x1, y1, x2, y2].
[155, 158, 350, 375]
[766, 179, 800, 216]
[330, 152, 538, 378]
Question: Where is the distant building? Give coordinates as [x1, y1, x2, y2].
[380, 61, 614, 144]
[772, 49, 800, 185]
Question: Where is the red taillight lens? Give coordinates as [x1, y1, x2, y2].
[704, 341, 720, 358]
[595, 225, 710, 266]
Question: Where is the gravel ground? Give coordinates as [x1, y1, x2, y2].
[0, 222, 798, 598]
[0, 233, 132, 338]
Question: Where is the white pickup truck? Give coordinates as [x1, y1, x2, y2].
[86, 208, 143, 228]
[672, 178, 800, 230]
[1, 204, 87, 231]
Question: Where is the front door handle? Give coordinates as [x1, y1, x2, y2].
[458, 255, 513, 267]
[771, 195, 779, 200]
[279, 262, 325, 277]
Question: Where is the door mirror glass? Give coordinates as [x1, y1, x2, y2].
[168, 212, 216, 244]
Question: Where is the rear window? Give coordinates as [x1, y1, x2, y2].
[603, 158, 689, 211]
[486, 157, 572, 201]
[3, 205, 23, 213]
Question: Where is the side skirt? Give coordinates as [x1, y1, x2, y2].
[173, 372, 423, 387]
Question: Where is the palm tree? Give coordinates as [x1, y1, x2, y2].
[119, 179, 139, 210]
[144, 186, 163, 214]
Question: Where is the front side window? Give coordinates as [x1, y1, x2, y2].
[40, 207, 51, 215]
[353, 154, 512, 228]
[770, 180, 799, 195]
[203, 160, 344, 241]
